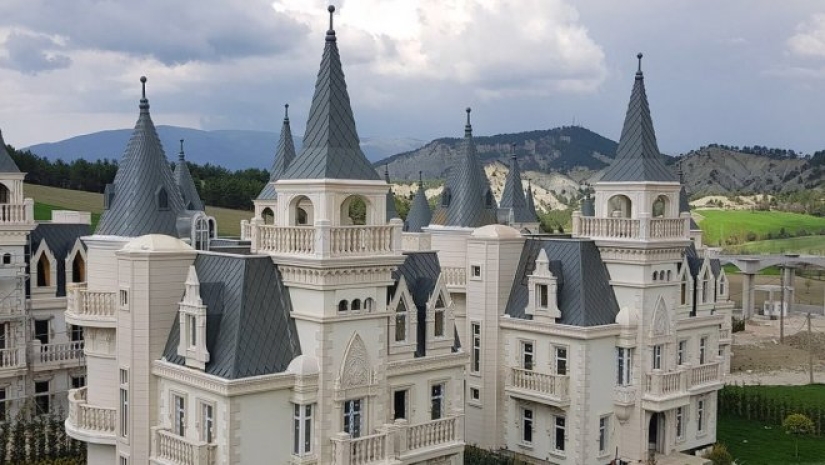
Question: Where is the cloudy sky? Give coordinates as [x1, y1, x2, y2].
[1, 0, 825, 159]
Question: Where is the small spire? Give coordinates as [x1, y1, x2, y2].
[179, 139, 185, 162]
[465, 107, 472, 137]
[511, 143, 517, 160]
[139, 76, 149, 111]
[636, 52, 643, 78]
[326, 5, 336, 41]
[677, 159, 684, 184]
[384, 164, 390, 183]
[419, 170, 423, 186]
[284, 103, 290, 122]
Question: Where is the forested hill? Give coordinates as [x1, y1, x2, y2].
[377, 126, 620, 181]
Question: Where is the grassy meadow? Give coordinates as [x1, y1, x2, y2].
[696, 209, 825, 247]
[728, 235, 825, 255]
[24, 183, 248, 237]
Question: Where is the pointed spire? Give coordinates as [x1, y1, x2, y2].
[281, 5, 379, 181]
[524, 180, 539, 219]
[405, 170, 432, 232]
[436, 108, 497, 228]
[384, 164, 391, 183]
[384, 164, 398, 220]
[257, 103, 297, 200]
[97, 76, 188, 236]
[174, 138, 205, 211]
[600, 53, 676, 183]
[0, 129, 21, 173]
[500, 143, 534, 223]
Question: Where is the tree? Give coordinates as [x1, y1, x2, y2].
[783, 413, 815, 460]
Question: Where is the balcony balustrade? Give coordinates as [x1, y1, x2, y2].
[572, 214, 689, 242]
[35, 341, 84, 367]
[643, 362, 723, 409]
[0, 202, 33, 225]
[505, 367, 570, 406]
[441, 267, 466, 291]
[151, 427, 215, 465]
[250, 222, 402, 258]
[65, 283, 117, 327]
[66, 387, 116, 444]
[0, 347, 23, 372]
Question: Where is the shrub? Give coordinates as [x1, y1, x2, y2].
[731, 318, 746, 333]
[745, 231, 757, 242]
[784, 413, 815, 459]
[704, 443, 733, 465]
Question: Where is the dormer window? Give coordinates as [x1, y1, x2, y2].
[434, 294, 446, 338]
[177, 266, 209, 370]
[395, 300, 407, 342]
[441, 188, 451, 207]
[526, 249, 560, 320]
[157, 187, 169, 211]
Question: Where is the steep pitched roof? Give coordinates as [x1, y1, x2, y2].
[391, 252, 441, 357]
[432, 108, 497, 228]
[384, 165, 399, 221]
[162, 253, 301, 379]
[281, 8, 380, 181]
[505, 238, 620, 326]
[600, 54, 676, 183]
[96, 77, 187, 237]
[405, 173, 432, 232]
[0, 130, 21, 173]
[257, 105, 296, 200]
[28, 223, 90, 297]
[173, 140, 205, 211]
[500, 153, 536, 223]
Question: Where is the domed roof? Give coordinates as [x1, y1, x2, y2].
[471, 224, 522, 239]
[287, 355, 320, 376]
[122, 234, 193, 252]
[615, 306, 639, 327]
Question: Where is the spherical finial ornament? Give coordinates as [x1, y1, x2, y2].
[637, 52, 643, 60]
[636, 53, 643, 73]
[466, 107, 471, 114]
[328, 5, 335, 13]
[140, 76, 147, 83]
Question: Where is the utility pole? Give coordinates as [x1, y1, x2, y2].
[780, 265, 785, 344]
[808, 312, 814, 385]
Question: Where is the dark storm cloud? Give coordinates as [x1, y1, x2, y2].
[0, 31, 71, 74]
[0, 0, 308, 64]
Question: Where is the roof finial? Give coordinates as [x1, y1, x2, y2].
[677, 158, 684, 184]
[384, 163, 390, 183]
[511, 142, 517, 160]
[636, 52, 643, 76]
[284, 103, 290, 122]
[419, 170, 423, 187]
[139, 76, 149, 111]
[326, 5, 336, 40]
[179, 139, 185, 161]
[465, 107, 472, 137]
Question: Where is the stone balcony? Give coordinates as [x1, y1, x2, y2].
[572, 213, 690, 242]
[0, 347, 25, 376]
[504, 367, 570, 407]
[33, 340, 84, 371]
[65, 387, 116, 445]
[150, 427, 216, 465]
[441, 267, 466, 293]
[247, 221, 404, 259]
[331, 414, 464, 465]
[643, 362, 723, 411]
[0, 201, 34, 226]
[65, 283, 117, 328]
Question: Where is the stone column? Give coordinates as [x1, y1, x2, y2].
[741, 273, 755, 319]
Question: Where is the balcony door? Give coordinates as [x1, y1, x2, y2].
[647, 411, 664, 454]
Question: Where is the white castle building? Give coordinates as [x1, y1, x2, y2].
[64, 8, 731, 465]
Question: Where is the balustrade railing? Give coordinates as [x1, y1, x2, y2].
[330, 225, 394, 256]
[0, 347, 20, 369]
[645, 371, 685, 396]
[67, 284, 117, 319]
[573, 214, 689, 241]
[37, 341, 84, 364]
[442, 267, 466, 289]
[153, 427, 215, 465]
[252, 224, 399, 258]
[0, 203, 32, 225]
[406, 416, 457, 451]
[67, 387, 116, 435]
[689, 362, 721, 388]
[256, 226, 315, 255]
[508, 367, 570, 401]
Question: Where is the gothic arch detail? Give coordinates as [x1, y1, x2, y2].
[339, 333, 372, 389]
[651, 296, 670, 337]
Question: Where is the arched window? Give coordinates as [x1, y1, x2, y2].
[719, 276, 726, 296]
[351, 299, 361, 311]
[157, 187, 169, 210]
[701, 271, 711, 304]
[652, 272, 658, 281]
[680, 278, 688, 306]
[666, 270, 672, 281]
[209, 219, 217, 238]
[441, 188, 451, 207]
[340, 195, 368, 226]
[297, 208, 308, 225]
[434, 293, 446, 337]
[72, 254, 85, 283]
[364, 298, 374, 312]
[37, 254, 51, 287]
[262, 208, 275, 225]
[608, 195, 632, 218]
[652, 195, 669, 218]
[2, 253, 10, 265]
[395, 299, 407, 342]
[659, 271, 665, 281]
[338, 300, 348, 312]
[194, 217, 210, 251]
[290, 196, 314, 226]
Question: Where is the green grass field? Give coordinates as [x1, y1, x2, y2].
[728, 235, 825, 255]
[24, 183, 248, 237]
[696, 209, 825, 247]
[730, 384, 825, 410]
[718, 415, 825, 464]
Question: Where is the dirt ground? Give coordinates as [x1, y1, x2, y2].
[728, 315, 825, 385]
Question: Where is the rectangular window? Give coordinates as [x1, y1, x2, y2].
[471, 265, 481, 278]
[70, 325, 84, 342]
[699, 337, 708, 365]
[71, 376, 86, 389]
[554, 415, 566, 453]
[697, 398, 705, 432]
[555, 346, 568, 375]
[434, 307, 445, 337]
[34, 320, 49, 345]
[471, 323, 481, 373]
[120, 456, 128, 465]
[173, 394, 185, 436]
[201, 403, 214, 444]
[292, 404, 312, 455]
[537, 284, 548, 309]
[187, 315, 197, 348]
[521, 341, 534, 371]
[34, 381, 49, 415]
[616, 348, 633, 386]
[470, 387, 480, 401]
[431, 383, 444, 420]
[652, 344, 662, 370]
[677, 340, 687, 366]
[120, 289, 129, 307]
[676, 407, 684, 439]
[599, 416, 609, 453]
[393, 390, 407, 420]
[120, 369, 129, 437]
[343, 399, 362, 438]
[522, 408, 533, 444]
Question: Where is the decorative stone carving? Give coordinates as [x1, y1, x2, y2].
[339, 333, 371, 389]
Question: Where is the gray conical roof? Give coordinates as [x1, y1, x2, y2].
[174, 140, 205, 211]
[600, 54, 676, 183]
[405, 174, 432, 232]
[0, 130, 21, 173]
[96, 78, 186, 237]
[281, 8, 379, 181]
[257, 105, 296, 200]
[500, 154, 535, 223]
[525, 183, 539, 219]
[384, 165, 399, 221]
[434, 109, 497, 228]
